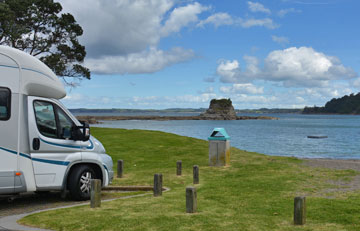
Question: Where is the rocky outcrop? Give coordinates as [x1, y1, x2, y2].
[199, 99, 237, 120]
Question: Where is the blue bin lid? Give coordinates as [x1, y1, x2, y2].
[208, 128, 230, 140]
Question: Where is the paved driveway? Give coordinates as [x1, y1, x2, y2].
[0, 192, 83, 218]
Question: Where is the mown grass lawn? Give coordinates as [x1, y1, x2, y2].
[20, 127, 360, 230]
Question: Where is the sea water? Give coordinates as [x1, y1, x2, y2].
[91, 113, 360, 159]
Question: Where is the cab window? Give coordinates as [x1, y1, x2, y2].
[0, 87, 11, 120]
[34, 101, 74, 139]
[57, 106, 73, 139]
[34, 101, 58, 138]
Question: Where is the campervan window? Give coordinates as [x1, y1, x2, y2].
[34, 100, 75, 139]
[0, 87, 10, 121]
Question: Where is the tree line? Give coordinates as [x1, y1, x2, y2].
[303, 93, 360, 114]
[0, 0, 89, 86]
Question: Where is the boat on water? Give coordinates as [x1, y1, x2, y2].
[307, 135, 328, 139]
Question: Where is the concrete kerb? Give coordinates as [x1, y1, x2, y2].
[0, 187, 170, 231]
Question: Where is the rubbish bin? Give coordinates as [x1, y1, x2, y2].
[208, 128, 230, 166]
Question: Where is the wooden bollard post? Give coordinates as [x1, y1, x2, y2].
[90, 179, 101, 208]
[193, 165, 199, 184]
[186, 187, 197, 213]
[176, 161, 182, 176]
[117, 160, 123, 178]
[294, 197, 306, 225]
[153, 173, 163, 197]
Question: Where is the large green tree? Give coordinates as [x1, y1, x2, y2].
[0, 0, 90, 85]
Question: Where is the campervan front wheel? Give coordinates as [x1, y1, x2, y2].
[68, 165, 96, 201]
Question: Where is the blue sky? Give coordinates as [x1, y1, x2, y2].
[58, 0, 360, 109]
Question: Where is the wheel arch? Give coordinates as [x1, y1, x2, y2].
[63, 161, 105, 189]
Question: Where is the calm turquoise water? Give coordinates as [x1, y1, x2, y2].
[92, 114, 360, 159]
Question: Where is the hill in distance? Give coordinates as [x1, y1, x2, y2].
[303, 92, 360, 114]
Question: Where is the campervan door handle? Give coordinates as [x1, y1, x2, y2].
[33, 138, 40, 150]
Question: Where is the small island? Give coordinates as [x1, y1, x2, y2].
[76, 98, 277, 123]
[199, 98, 237, 120]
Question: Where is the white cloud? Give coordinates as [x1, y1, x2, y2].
[58, 0, 207, 75]
[272, 35, 289, 45]
[216, 60, 242, 83]
[243, 55, 261, 75]
[197, 13, 234, 28]
[217, 47, 358, 88]
[198, 13, 278, 29]
[161, 2, 209, 36]
[59, 0, 208, 56]
[232, 94, 277, 104]
[59, 0, 173, 56]
[248, 1, 271, 14]
[220, 83, 264, 94]
[239, 18, 278, 29]
[263, 47, 357, 87]
[85, 47, 195, 74]
[277, 8, 301, 17]
[296, 87, 353, 99]
[173, 93, 217, 104]
[217, 56, 259, 83]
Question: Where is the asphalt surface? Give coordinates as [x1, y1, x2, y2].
[0, 192, 80, 218]
[0, 190, 165, 231]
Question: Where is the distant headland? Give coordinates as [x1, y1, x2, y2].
[303, 92, 360, 114]
[75, 98, 278, 123]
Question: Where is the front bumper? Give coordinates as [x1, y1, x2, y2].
[108, 169, 114, 184]
[100, 154, 114, 185]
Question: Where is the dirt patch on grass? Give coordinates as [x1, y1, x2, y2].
[303, 158, 360, 197]
[303, 158, 360, 171]
[324, 175, 360, 193]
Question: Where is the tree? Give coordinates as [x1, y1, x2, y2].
[0, 0, 90, 86]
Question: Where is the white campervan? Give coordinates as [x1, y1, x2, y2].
[0, 46, 113, 200]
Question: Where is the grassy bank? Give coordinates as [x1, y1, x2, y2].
[20, 128, 360, 230]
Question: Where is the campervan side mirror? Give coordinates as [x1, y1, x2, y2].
[72, 121, 90, 141]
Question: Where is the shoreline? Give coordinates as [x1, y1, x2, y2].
[76, 115, 278, 124]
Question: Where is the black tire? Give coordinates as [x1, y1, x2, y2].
[68, 165, 96, 201]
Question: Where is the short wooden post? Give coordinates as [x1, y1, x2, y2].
[193, 165, 199, 184]
[153, 173, 163, 197]
[294, 196, 306, 225]
[90, 179, 101, 208]
[117, 160, 123, 178]
[186, 187, 197, 213]
[176, 161, 182, 176]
